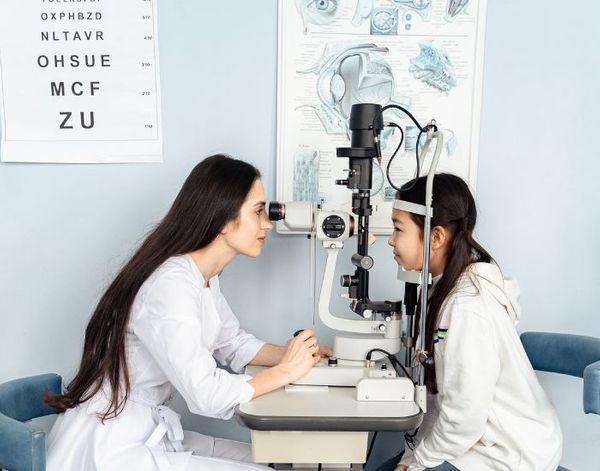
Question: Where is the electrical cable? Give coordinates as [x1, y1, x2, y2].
[375, 104, 428, 132]
[365, 348, 415, 384]
[404, 427, 420, 451]
[400, 129, 425, 192]
[363, 347, 420, 458]
[370, 104, 439, 192]
[384, 123, 405, 192]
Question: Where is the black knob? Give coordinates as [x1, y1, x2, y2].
[340, 274, 359, 287]
[328, 357, 338, 367]
[351, 253, 374, 270]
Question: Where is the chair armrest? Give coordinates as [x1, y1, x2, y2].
[0, 373, 61, 422]
[584, 360, 600, 415]
[0, 413, 46, 471]
[521, 332, 600, 378]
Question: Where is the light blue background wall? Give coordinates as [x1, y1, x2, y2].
[1, 1, 599, 469]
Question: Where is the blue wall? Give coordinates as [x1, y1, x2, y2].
[1, 1, 598, 469]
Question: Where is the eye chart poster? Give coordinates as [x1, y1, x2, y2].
[277, 0, 487, 233]
[0, 0, 162, 163]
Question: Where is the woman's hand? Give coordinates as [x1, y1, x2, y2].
[289, 329, 333, 362]
[394, 465, 408, 471]
[279, 329, 320, 382]
[248, 330, 332, 398]
[317, 345, 334, 359]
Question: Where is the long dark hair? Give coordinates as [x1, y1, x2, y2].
[46, 154, 261, 419]
[397, 173, 493, 394]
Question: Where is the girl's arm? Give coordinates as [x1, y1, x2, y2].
[410, 304, 500, 470]
[397, 395, 439, 468]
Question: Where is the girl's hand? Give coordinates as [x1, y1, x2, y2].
[394, 466, 408, 471]
[279, 329, 319, 382]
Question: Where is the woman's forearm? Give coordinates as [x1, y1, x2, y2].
[246, 330, 320, 397]
[247, 343, 286, 366]
[247, 364, 292, 398]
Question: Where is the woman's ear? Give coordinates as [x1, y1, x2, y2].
[220, 217, 240, 236]
[220, 220, 233, 236]
[430, 226, 448, 252]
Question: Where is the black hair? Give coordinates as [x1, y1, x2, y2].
[46, 154, 261, 418]
[396, 173, 493, 393]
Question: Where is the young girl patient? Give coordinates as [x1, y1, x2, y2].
[385, 174, 562, 471]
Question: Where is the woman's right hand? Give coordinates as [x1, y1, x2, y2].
[248, 329, 320, 398]
[279, 329, 319, 382]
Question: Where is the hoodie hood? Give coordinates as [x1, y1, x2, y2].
[463, 262, 521, 323]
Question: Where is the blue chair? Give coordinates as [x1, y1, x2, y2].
[0, 374, 62, 471]
[521, 332, 600, 471]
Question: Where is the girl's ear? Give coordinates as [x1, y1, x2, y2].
[430, 225, 449, 251]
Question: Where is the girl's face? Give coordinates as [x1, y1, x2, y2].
[221, 179, 273, 257]
[388, 209, 424, 271]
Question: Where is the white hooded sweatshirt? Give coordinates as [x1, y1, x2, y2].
[400, 263, 562, 471]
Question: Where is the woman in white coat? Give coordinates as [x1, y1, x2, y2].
[45, 154, 330, 471]
[382, 174, 562, 471]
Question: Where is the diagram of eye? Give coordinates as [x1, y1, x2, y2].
[392, 0, 432, 21]
[296, 43, 397, 135]
[280, 0, 484, 227]
[295, 40, 457, 131]
[295, 0, 341, 31]
[297, 0, 474, 32]
[445, 0, 471, 21]
[371, 8, 398, 35]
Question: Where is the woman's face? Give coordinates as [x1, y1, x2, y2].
[388, 209, 424, 271]
[221, 179, 273, 257]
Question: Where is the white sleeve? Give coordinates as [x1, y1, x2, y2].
[411, 304, 500, 470]
[132, 270, 255, 419]
[211, 280, 266, 373]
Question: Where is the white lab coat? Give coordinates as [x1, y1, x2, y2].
[46, 254, 270, 471]
[400, 263, 562, 471]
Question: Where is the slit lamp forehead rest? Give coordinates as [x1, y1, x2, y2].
[392, 199, 431, 217]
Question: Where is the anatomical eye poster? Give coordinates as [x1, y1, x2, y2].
[0, 0, 162, 163]
[277, 0, 487, 233]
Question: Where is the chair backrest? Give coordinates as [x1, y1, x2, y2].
[521, 332, 600, 415]
[0, 374, 62, 471]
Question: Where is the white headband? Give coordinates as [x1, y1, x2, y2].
[392, 199, 432, 217]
